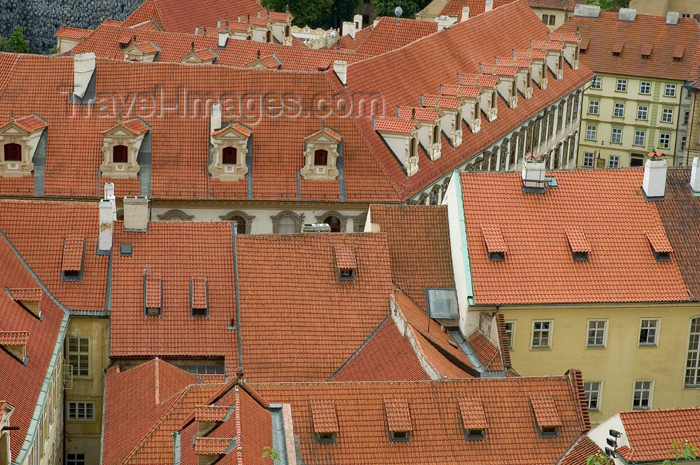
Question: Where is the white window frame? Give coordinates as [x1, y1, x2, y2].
[639, 318, 660, 347]
[609, 156, 619, 168]
[639, 81, 651, 95]
[585, 125, 597, 141]
[616, 79, 627, 92]
[586, 320, 608, 348]
[634, 130, 645, 147]
[531, 320, 553, 349]
[611, 128, 622, 144]
[583, 152, 594, 168]
[659, 133, 670, 149]
[637, 105, 648, 120]
[67, 336, 89, 378]
[681, 136, 687, 150]
[613, 102, 625, 118]
[504, 321, 515, 350]
[661, 108, 673, 124]
[632, 380, 653, 410]
[67, 401, 94, 421]
[584, 381, 602, 411]
[686, 317, 700, 387]
[684, 111, 690, 125]
[588, 99, 599, 115]
[664, 83, 676, 97]
[591, 76, 602, 89]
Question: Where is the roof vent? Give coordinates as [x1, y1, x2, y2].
[120, 243, 132, 257]
[481, 225, 507, 262]
[384, 399, 412, 442]
[521, 153, 546, 193]
[574, 4, 600, 17]
[642, 152, 667, 200]
[459, 398, 487, 441]
[666, 11, 679, 25]
[690, 157, 700, 193]
[645, 229, 673, 262]
[618, 8, 637, 22]
[530, 396, 561, 438]
[310, 400, 339, 443]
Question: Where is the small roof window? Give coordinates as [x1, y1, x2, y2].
[61, 237, 85, 281]
[310, 400, 339, 443]
[459, 397, 487, 441]
[334, 246, 357, 281]
[481, 225, 507, 262]
[566, 228, 591, 262]
[384, 399, 412, 442]
[645, 229, 672, 262]
[144, 270, 162, 316]
[530, 396, 561, 438]
[426, 288, 458, 319]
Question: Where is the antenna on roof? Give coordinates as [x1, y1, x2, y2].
[395, 6, 403, 26]
[117, 109, 122, 124]
[286, 4, 289, 13]
[9, 109, 14, 123]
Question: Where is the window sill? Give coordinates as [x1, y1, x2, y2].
[585, 345, 606, 350]
[530, 346, 551, 351]
[638, 343, 658, 348]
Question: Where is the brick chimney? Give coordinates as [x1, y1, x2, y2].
[73, 52, 96, 99]
[521, 153, 546, 193]
[642, 152, 667, 200]
[333, 60, 347, 85]
[123, 196, 150, 231]
[690, 157, 700, 193]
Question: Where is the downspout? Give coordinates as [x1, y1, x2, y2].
[232, 223, 244, 372]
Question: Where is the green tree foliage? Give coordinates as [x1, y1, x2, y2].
[7, 26, 29, 53]
[585, 0, 630, 11]
[262, 446, 281, 463]
[261, 0, 331, 27]
[587, 441, 699, 465]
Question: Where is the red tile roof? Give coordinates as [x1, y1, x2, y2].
[8, 288, 43, 302]
[557, 435, 602, 465]
[482, 63, 518, 76]
[61, 237, 84, 272]
[530, 396, 561, 428]
[398, 106, 440, 121]
[191, 278, 207, 309]
[645, 228, 673, 254]
[459, 397, 487, 429]
[438, 0, 516, 17]
[304, 126, 343, 142]
[422, 94, 463, 110]
[333, 245, 357, 269]
[461, 170, 690, 304]
[467, 330, 505, 372]
[384, 398, 413, 431]
[374, 116, 416, 134]
[441, 84, 482, 98]
[617, 408, 700, 463]
[565, 227, 591, 253]
[367, 205, 455, 310]
[310, 399, 339, 433]
[338, 17, 438, 57]
[56, 26, 92, 39]
[13, 115, 47, 133]
[481, 225, 507, 253]
[0, 331, 29, 346]
[195, 436, 232, 454]
[194, 405, 228, 422]
[557, 11, 700, 81]
[527, 0, 584, 9]
[458, 73, 499, 87]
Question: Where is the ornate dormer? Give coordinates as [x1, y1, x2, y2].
[532, 40, 564, 80]
[209, 118, 252, 181]
[482, 64, 518, 109]
[228, 20, 253, 40]
[374, 117, 419, 177]
[123, 39, 160, 62]
[458, 74, 499, 122]
[0, 112, 47, 178]
[398, 106, 442, 161]
[422, 95, 462, 147]
[440, 85, 482, 134]
[549, 32, 581, 70]
[99, 117, 149, 179]
[249, 12, 273, 43]
[497, 56, 533, 99]
[180, 43, 218, 64]
[246, 51, 282, 69]
[269, 10, 293, 46]
[301, 122, 341, 180]
[516, 48, 548, 90]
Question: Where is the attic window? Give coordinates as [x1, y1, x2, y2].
[459, 397, 487, 441]
[0, 331, 29, 364]
[191, 279, 208, 317]
[334, 246, 357, 281]
[8, 288, 43, 319]
[645, 229, 672, 262]
[301, 124, 342, 180]
[641, 44, 653, 59]
[566, 228, 590, 262]
[209, 121, 252, 181]
[3, 143, 21, 162]
[530, 396, 561, 438]
[144, 271, 162, 316]
[310, 400, 338, 443]
[222, 147, 237, 165]
[481, 225, 507, 262]
[384, 399, 412, 442]
[611, 42, 624, 56]
[61, 237, 85, 281]
[673, 45, 685, 62]
[113, 145, 128, 164]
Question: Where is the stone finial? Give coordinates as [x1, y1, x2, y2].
[9, 109, 14, 123]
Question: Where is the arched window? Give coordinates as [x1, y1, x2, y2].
[266, 30, 272, 42]
[285, 25, 290, 37]
[410, 138, 417, 158]
[432, 125, 439, 144]
[3, 143, 21, 162]
[324, 215, 341, 232]
[455, 111, 462, 127]
[686, 317, 700, 387]
[474, 100, 480, 119]
[222, 147, 237, 165]
[314, 149, 328, 166]
[113, 145, 128, 164]
[233, 216, 247, 234]
[278, 215, 297, 234]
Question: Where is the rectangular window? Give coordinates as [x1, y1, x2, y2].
[611, 128, 622, 144]
[661, 108, 673, 123]
[68, 402, 94, 421]
[587, 320, 607, 348]
[505, 321, 515, 349]
[609, 156, 619, 168]
[637, 105, 648, 120]
[632, 381, 653, 410]
[681, 136, 687, 150]
[542, 14, 549, 24]
[531, 321, 552, 349]
[613, 103, 625, 118]
[588, 99, 599, 115]
[639, 81, 651, 95]
[639, 319, 659, 346]
[664, 84, 676, 97]
[583, 152, 594, 168]
[548, 15, 556, 25]
[583, 382, 601, 411]
[686, 317, 700, 387]
[67, 454, 85, 465]
[67, 337, 89, 377]
[684, 111, 690, 125]
[585, 125, 597, 141]
[634, 130, 645, 147]
[616, 79, 627, 92]
[591, 76, 602, 89]
[659, 133, 670, 149]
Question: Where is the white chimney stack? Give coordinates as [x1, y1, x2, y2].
[485, 0, 493, 12]
[123, 196, 150, 231]
[461, 6, 470, 21]
[642, 152, 667, 199]
[342, 21, 356, 39]
[210, 103, 222, 132]
[104, 182, 116, 220]
[73, 52, 96, 99]
[333, 60, 348, 86]
[690, 157, 700, 193]
[218, 28, 229, 47]
[354, 14, 362, 31]
[521, 153, 546, 192]
[98, 199, 114, 254]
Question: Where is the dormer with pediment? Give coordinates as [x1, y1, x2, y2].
[516, 49, 548, 90]
[209, 119, 252, 181]
[532, 40, 564, 80]
[301, 123, 341, 180]
[422, 95, 462, 148]
[482, 64, 518, 110]
[374, 117, 419, 177]
[458, 74, 499, 122]
[180, 43, 218, 64]
[549, 32, 581, 70]
[398, 107, 442, 161]
[99, 118, 149, 179]
[440, 85, 482, 134]
[269, 11, 293, 45]
[497, 56, 533, 100]
[0, 113, 47, 178]
[123, 39, 160, 62]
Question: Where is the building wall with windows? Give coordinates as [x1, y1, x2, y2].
[499, 303, 700, 424]
[64, 317, 110, 465]
[578, 72, 684, 168]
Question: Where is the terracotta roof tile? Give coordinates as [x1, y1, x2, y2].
[441, 84, 482, 98]
[458, 397, 487, 429]
[310, 400, 339, 433]
[398, 106, 440, 121]
[56, 26, 92, 39]
[422, 94, 462, 110]
[565, 227, 591, 253]
[8, 288, 42, 302]
[481, 63, 518, 76]
[13, 115, 47, 133]
[195, 405, 228, 422]
[467, 330, 504, 372]
[439, 0, 516, 17]
[0, 331, 29, 346]
[530, 396, 561, 428]
[384, 398, 412, 431]
[481, 225, 507, 253]
[375, 117, 416, 134]
[557, 435, 603, 465]
[304, 126, 342, 142]
[458, 73, 499, 87]
[333, 245, 357, 269]
[195, 436, 232, 455]
[61, 237, 84, 272]
[191, 278, 207, 309]
[645, 228, 673, 254]
[338, 17, 438, 57]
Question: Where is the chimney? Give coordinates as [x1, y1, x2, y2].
[73, 52, 96, 99]
[342, 21, 356, 39]
[618, 8, 637, 22]
[690, 157, 700, 193]
[333, 60, 347, 86]
[218, 28, 229, 47]
[574, 4, 600, 17]
[210, 103, 222, 132]
[99, 183, 116, 254]
[354, 14, 362, 30]
[642, 152, 667, 200]
[461, 6, 470, 21]
[666, 11, 679, 25]
[123, 196, 150, 231]
[521, 153, 546, 193]
[485, 0, 493, 12]
[434, 15, 457, 31]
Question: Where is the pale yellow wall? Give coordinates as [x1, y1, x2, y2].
[630, 0, 699, 17]
[500, 303, 700, 424]
[578, 72, 683, 167]
[530, 7, 570, 30]
[64, 317, 110, 465]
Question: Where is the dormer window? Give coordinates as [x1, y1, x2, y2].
[100, 118, 149, 179]
[310, 400, 338, 444]
[301, 123, 341, 180]
[460, 397, 487, 441]
[482, 225, 507, 262]
[209, 120, 252, 181]
[0, 114, 47, 178]
[398, 106, 443, 160]
[144, 270, 162, 317]
[190, 279, 208, 317]
[61, 237, 85, 282]
[0, 331, 29, 364]
[530, 396, 561, 439]
[566, 228, 590, 262]
[384, 399, 412, 442]
[123, 40, 159, 62]
[646, 229, 672, 262]
[8, 288, 43, 319]
[334, 246, 357, 280]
